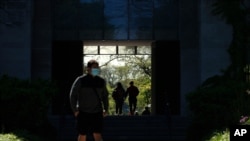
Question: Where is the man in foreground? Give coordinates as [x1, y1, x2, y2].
[70, 60, 109, 141]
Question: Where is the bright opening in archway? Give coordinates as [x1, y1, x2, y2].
[83, 40, 152, 115]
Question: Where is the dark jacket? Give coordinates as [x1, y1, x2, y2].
[112, 87, 126, 101]
[125, 85, 139, 100]
[69, 74, 109, 113]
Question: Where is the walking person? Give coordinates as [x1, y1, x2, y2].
[69, 59, 109, 141]
[112, 82, 126, 115]
[125, 81, 139, 115]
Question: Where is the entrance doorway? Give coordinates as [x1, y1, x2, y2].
[51, 40, 180, 115]
[83, 40, 152, 115]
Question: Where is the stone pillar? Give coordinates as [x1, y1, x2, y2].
[152, 40, 180, 115]
[0, 0, 33, 79]
[51, 40, 83, 115]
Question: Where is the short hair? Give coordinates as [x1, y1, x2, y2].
[117, 82, 123, 87]
[129, 81, 134, 85]
[87, 60, 99, 68]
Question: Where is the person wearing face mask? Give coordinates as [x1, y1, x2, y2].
[69, 59, 109, 141]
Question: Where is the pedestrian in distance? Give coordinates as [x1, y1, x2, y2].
[69, 59, 109, 141]
[112, 82, 126, 115]
[125, 81, 139, 115]
[141, 106, 151, 115]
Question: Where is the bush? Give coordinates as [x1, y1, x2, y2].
[186, 75, 250, 140]
[207, 128, 229, 141]
[0, 75, 58, 140]
[0, 130, 44, 141]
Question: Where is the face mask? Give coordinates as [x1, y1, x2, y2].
[91, 68, 100, 76]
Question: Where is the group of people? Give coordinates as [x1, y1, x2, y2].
[112, 81, 139, 116]
[69, 59, 150, 141]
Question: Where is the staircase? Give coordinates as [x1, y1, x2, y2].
[48, 115, 191, 141]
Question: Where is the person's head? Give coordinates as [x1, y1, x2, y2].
[145, 106, 149, 111]
[129, 81, 134, 86]
[117, 82, 122, 88]
[87, 59, 100, 77]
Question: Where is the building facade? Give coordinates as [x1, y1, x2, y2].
[0, 0, 232, 116]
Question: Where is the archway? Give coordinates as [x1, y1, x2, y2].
[51, 40, 180, 115]
[83, 40, 152, 115]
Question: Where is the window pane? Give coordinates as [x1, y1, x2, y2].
[128, 0, 153, 39]
[104, 0, 128, 39]
[78, 1, 103, 40]
[100, 46, 117, 54]
[119, 46, 135, 54]
[84, 46, 98, 54]
[137, 46, 151, 54]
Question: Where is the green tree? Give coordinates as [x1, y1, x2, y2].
[101, 55, 151, 113]
[186, 1, 250, 140]
[83, 46, 152, 114]
[212, 0, 250, 80]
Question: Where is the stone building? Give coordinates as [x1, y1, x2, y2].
[0, 0, 232, 116]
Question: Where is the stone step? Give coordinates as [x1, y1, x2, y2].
[48, 115, 191, 141]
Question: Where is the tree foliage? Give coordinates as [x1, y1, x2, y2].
[84, 53, 152, 114]
[0, 75, 58, 139]
[186, 1, 250, 140]
[211, 0, 250, 80]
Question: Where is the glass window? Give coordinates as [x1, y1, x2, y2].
[100, 46, 117, 54]
[83, 44, 151, 55]
[119, 46, 136, 54]
[83, 46, 98, 54]
[137, 46, 151, 54]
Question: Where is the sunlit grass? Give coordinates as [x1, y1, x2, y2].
[0, 130, 43, 141]
[207, 117, 250, 141]
[207, 129, 229, 141]
[0, 133, 24, 141]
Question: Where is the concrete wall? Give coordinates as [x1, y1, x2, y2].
[179, 0, 200, 116]
[31, 0, 52, 79]
[179, 0, 232, 116]
[0, 0, 52, 80]
[0, 0, 32, 79]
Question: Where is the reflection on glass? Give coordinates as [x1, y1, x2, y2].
[84, 46, 98, 54]
[100, 46, 116, 54]
[104, 0, 128, 39]
[128, 0, 153, 40]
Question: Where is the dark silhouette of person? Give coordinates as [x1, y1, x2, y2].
[69, 59, 109, 141]
[112, 82, 126, 115]
[141, 106, 151, 115]
[125, 81, 139, 115]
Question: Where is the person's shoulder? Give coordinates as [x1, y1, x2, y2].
[77, 74, 87, 80]
[76, 74, 91, 84]
[79, 75, 86, 78]
[74, 75, 84, 81]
